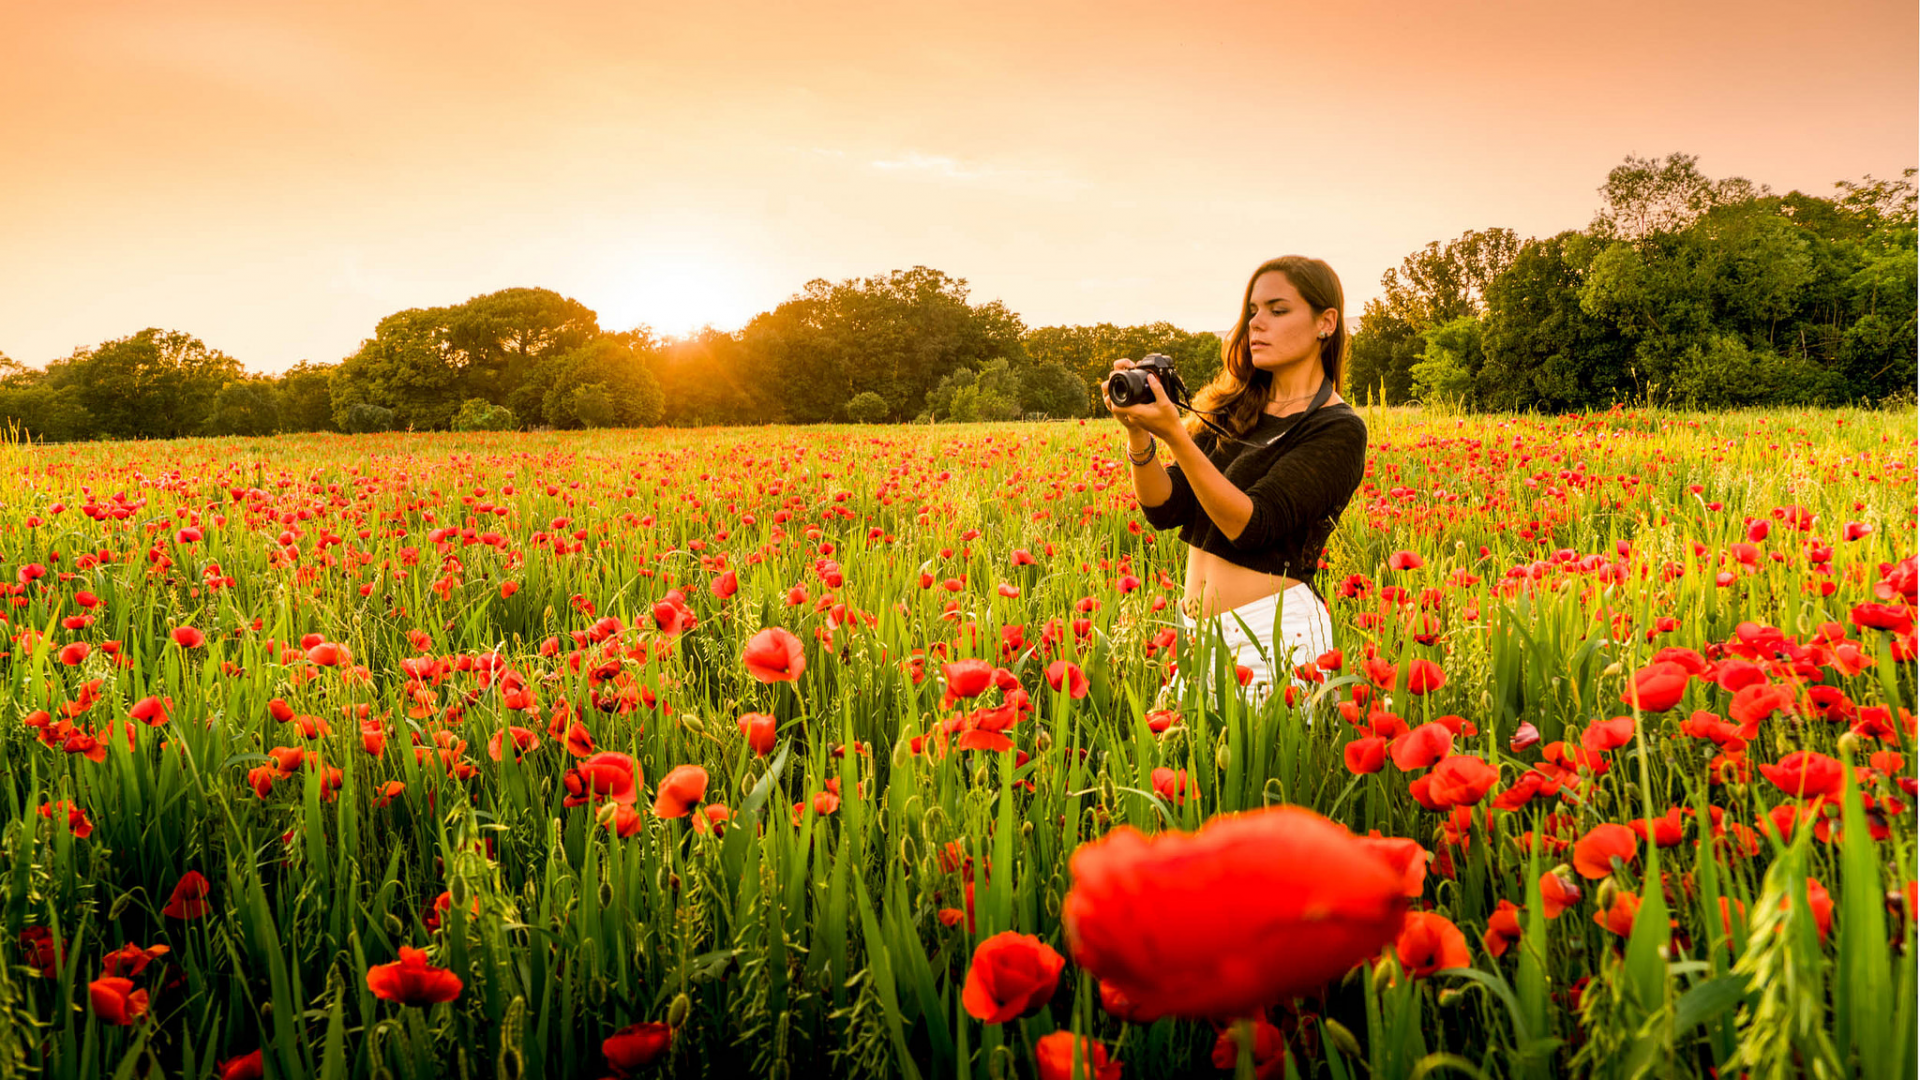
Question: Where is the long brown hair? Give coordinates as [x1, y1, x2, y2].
[1183, 256, 1348, 442]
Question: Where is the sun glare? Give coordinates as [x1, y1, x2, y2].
[594, 257, 758, 341]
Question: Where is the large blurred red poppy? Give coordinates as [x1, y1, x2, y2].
[604, 1021, 674, 1075]
[1062, 805, 1409, 1018]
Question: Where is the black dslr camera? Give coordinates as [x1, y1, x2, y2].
[1105, 353, 1191, 409]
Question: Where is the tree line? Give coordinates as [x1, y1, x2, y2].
[0, 153, 1910, 441]
[1351, 154, 1916, 410]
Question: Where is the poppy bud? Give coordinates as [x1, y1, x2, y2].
[681, 715, 706, 736]
[1372, 957, 1397, 993]
[1438, 987, 1466, 1007]
[1324, 1018, 1363, 1061]
[891, 740, 912, 769]
[667, 992, 691, 1029]
[1035, 731, 1052, 753]
[1216, 743, 1232, 770]
[385, 913, 405, 939]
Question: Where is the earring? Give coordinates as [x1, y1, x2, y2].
[1317, 331, 1329, 340]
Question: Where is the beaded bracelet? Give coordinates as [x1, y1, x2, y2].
[1126, 437, 1156, 466]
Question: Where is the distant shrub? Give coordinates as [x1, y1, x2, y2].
[845, 392, 890, 424]
[570, 383, 615, 428]
[344, 403, 397, 434]
[451, 399, 518, 432]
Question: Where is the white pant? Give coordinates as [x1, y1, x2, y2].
[1172, 582, 1336, 709]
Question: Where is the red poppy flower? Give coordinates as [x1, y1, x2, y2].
[1036, 1032, 1122, 1080]
[1580, 716, 1635, 752]
[1426, 755, 1498, 807]
[1062, 805, 1409, 1019]
[129, 695, 173, 726]
[1538, 871, 1580, 918]
[171, 626, 206, 649]
[485, 726, 541, 762]
[710, 570, 738, 599]
[57, 642, 91, 666]
[1757, 750, 1846, 802]
[653, 765, 709, 819]
[1395, 911, 1470, 979]
[1344, 735, 1386, 775]
[162, 870, 212, 919]
[742, 626, 805, 683]
[962, 931, 1065, 1023]
[1354, 834, 1430, 897]
[101, 942, 170, 978]
[1571, 824, 1637, 880]
[1210, 1018, 1289, 1079]
[1387, 550, 1425, 571]
[1593, 891, 1639, 937]
[1619, 661, 1689, 712]
[737, 712, 777, 756]
[1406, 659, 1446, 695]
[38, 800, 94, 838]
[567, 752, 642, 806]
[941, 658, 995, 699]
[90, 976, 149, 1025]
[217, 1050, 264, 1080]
[1482, 899, 1523, 958]
[365, 946, 463, 1006]
[1044, 660, 1090, 699]
[1390, 723, 1453, 771]
[604, 1021, 674, 1075]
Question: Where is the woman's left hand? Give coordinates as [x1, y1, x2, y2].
[1102, 364, 1184, 441]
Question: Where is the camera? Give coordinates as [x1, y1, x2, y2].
[1105, 353, 1191, 409]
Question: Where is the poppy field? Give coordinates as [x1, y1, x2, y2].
[0, 404, 1914, 1080]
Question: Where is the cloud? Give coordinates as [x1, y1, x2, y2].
[865, 151, 1089, 194]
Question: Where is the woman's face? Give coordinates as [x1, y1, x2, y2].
[1245, 271, 1335, 372]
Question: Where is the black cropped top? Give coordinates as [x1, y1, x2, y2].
[1136, 403, 1369, 604]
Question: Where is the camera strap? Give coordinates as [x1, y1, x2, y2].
[1198, 374, 1335, 449]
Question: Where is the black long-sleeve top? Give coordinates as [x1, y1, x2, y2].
[1136, 403, 1369, 604]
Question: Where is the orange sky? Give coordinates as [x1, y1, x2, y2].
[2, 0, 1913, 374]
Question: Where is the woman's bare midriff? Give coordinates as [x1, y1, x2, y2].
[1180, 546, 1301, 622]
[1172, 392, 1342, 622]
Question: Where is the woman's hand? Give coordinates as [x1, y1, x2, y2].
[1102, 359, 1183, 441]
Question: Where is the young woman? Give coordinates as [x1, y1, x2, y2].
[1103, 255, 1369, 707]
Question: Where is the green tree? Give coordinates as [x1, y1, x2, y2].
[50, 329, 243, 439]
[540, 337, 663, 429]
[205, 376, 282, 436]
[275, 361, 338, 432]
[1018, 362, 1090, 418]
[331, 308, 465, 430]
[1349, 228, 1520, 404]
[1022, 322, 1221, 414]
[1408, 316, 1481, 407]
[1477, 231, 1634, 411]
[739, 267, 1026, 423]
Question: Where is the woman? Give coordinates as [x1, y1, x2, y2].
[1104, 255, 1369, 708]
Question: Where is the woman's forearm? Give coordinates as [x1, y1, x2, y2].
[1128, 432, 1174, 507]
[1163, 428, 1254, 539]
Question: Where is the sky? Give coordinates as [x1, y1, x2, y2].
[1, 0, 1914, 375]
